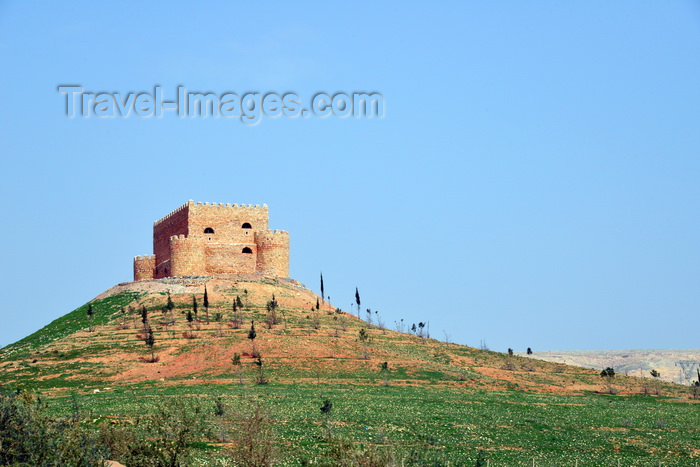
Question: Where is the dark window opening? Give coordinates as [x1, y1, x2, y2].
[241, 222, 252, 229]
[204, 227, 215, 234]
[242, 247, 253, 254]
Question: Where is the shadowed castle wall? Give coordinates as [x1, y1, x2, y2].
[153, 203, 190, 278]
[133, 255, 155, 281]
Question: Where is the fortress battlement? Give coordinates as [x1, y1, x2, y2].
[194, 201, 267, 210]
[255, 230, 289, 236]
[154, 201, 270, 227]
[134, 201, 289, 280]
[153, 201, 189, 226]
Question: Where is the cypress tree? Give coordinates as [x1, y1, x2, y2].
[87, 304, 94, 332]
[145, 326, 156, 362]
[203, 286, 210, 324]
[320, 272, 325, 304]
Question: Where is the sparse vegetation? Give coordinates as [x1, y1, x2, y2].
[185, 310, 196, 339]
[119, 306, 128, 329]
[265, 294, 279, 327]
[320, 398, 334, 440]
[192, 294, 199, 325]
[140, 305, 148, 331]
[226, 399, 276, 466]
[320, 272, 325, 305]
[0, 283, 697, 466]
[254, 355, 268, 385]
[358, 328, 368, 342]
[203, 285, 210, 324]
[145, 326, 157, 362]
[232, 352, 243, 384]
[601, 367, 616, 394]
[379, 361, 390, 386]
[166, 291, 174, 314]
[248, 321, 258, 357]
[86, 304, 94, 332]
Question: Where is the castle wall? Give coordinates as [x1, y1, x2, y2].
[206, 243, 257, 274]
[153, 202, 190, 278]
[188, 202, 268, 243]
[133, 255, 155, 281]
[169, 235, 206, 277]
[255, 230, 290, 277]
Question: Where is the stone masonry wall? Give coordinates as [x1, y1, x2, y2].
[206, 243, 257, 274]
[255, 230, 290, 277]
[169, 235, 206, 276]
[188, 202, 269, 242]
[133, 255, 155, 281]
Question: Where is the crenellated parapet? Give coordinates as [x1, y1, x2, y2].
[192, 201, 268, 209]
[154, 201, 191, 227]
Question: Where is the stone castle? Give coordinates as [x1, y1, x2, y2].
[133, 201, 289, 281]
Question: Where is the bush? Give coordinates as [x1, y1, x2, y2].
[0, 392, 108, 466]
[315, 437, 395, 466]
[225, 399, 277, 467]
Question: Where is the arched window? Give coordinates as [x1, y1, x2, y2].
[241, 222, 252, 229]
[204, 227, 215, 234]
[242, 247, 253, 254]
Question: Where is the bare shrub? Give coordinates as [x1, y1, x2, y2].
[691, 381, 700, 399]
[321, 437, 395, 465]
[225, 400, 277, 467]
[503, 357, 517, 371]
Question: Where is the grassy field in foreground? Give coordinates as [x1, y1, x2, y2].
[27, 382, 698, 466]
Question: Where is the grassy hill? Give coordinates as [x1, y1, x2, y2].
[1, 274, 698, 465]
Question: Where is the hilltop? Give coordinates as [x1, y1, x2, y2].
[0, 274, 691, 397]
[1, 275, 699, 465]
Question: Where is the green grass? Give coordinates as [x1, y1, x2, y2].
[1, 291, 143, 356]
[25, 382, 698, 466]
[1, 282, 698, 465]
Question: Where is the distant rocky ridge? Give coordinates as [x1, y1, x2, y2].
[519, 349, 700, 384]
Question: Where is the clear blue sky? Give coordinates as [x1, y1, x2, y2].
[1, 2, 698, 351]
